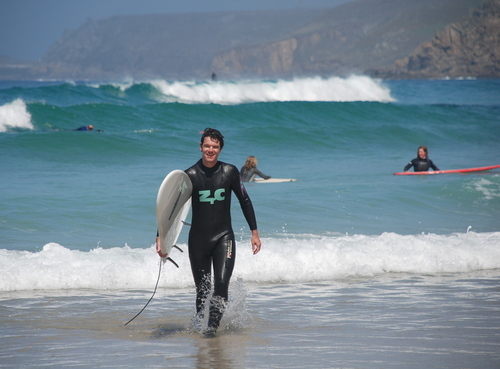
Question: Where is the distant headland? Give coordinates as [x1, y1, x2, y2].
[0, 0, 498, 81]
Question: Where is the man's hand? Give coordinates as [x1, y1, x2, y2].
[155, 236, 168, 258]
[251, 229, 262, 255]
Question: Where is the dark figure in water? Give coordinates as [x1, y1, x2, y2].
[404, 146, 440, 172]
[240, 156, 271, 182]
[74, 125, 94, 131]
[74, 125, 103, 132]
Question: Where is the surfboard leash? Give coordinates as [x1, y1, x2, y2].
[123, 250, 184, 326]
[124, 224, 188, 326]
[124, 259, 163, 327]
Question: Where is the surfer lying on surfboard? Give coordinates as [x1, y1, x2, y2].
[403, 146, 440, 172]
[240, 156, 271, 182]
[183, 128, 262, 337]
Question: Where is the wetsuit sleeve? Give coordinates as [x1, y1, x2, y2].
[403, 161, 413, 172]
[240, 167, 250, 182]
[429, 160, 439, 171]
[254, 168, 271, 180]
[231, 167, 258, 230]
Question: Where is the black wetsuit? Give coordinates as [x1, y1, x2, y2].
[404, 158, 440, 172]
[240, 166, 271, 182]
[75, 126, 91, 131]
[185, 160, 257, 331]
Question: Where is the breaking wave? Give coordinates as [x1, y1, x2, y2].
[1, 231, 499, 292]
[0, 99, 33, 132]
[150, 75, 395, 104]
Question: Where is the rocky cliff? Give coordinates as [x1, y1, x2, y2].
[0, 0, 495, 80]
[211, 0, 486, 78]
[377, 0, 500, 78]
[38, 9, 324, 80]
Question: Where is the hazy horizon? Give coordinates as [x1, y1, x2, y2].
[0, 0, 350, 61]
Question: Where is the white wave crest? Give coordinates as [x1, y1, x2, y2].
[150, 75, 394, 104]
[87, 81, 133, 92]
[1, 231, 499, 292]
[0, 99, 33, 132]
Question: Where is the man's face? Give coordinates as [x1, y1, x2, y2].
[200, 136, 221, 167]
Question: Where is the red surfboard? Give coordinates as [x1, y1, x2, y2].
[394, 164, 500, 176]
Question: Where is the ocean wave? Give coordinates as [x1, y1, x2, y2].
[150, 75, 395, 104]
[0, 99, 33, 132]
[4, 78, 500, 107]
[467, 177, 500, 200]
[1, 231, 499, 292]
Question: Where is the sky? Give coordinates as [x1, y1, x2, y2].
[0, 0, 350, 61]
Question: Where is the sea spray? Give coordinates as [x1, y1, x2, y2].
[0, 99, 33, 132]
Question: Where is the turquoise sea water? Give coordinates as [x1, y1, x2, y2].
[1, 77, 499, 253]
[1, 76, 499, 368]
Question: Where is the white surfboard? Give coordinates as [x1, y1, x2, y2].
[254, 178, 296, 183]
[156, 170, 192, 258]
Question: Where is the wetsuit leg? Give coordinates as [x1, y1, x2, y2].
[208, 233, 236, 331]
[189, 242, 212, 315]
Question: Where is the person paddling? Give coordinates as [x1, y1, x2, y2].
[74, 125, 94, 131]
[404, 146, 440, 172]
[240, 156, 271, 182]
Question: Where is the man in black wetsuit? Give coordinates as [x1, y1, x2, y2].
[404, 145, 440, 172]
[184, 128, 261, 337]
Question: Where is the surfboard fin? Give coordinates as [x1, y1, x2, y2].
[166, 257, 179, 268]
[182, 220, 192, 226]
[173, 245, 184, 253]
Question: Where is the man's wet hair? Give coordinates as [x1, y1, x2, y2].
[200, 128, 224, 148]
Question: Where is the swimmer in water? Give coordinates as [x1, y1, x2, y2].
[74, 125, 94, 131]
[404, 146, 440, 172]
[240, 156, 271, 182]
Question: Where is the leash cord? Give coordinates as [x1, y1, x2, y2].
[124, 259, 163, 326]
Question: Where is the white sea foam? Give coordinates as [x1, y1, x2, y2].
[468, 177, 500, 200]
[109, 80, 135, 92]
[0, 99, 33, 132]
[1, 232, 499, 292]
[150, 75, 394, 104]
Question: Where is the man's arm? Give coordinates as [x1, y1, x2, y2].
[232, 168, 257, 231]
[231, 166, 261, 253]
